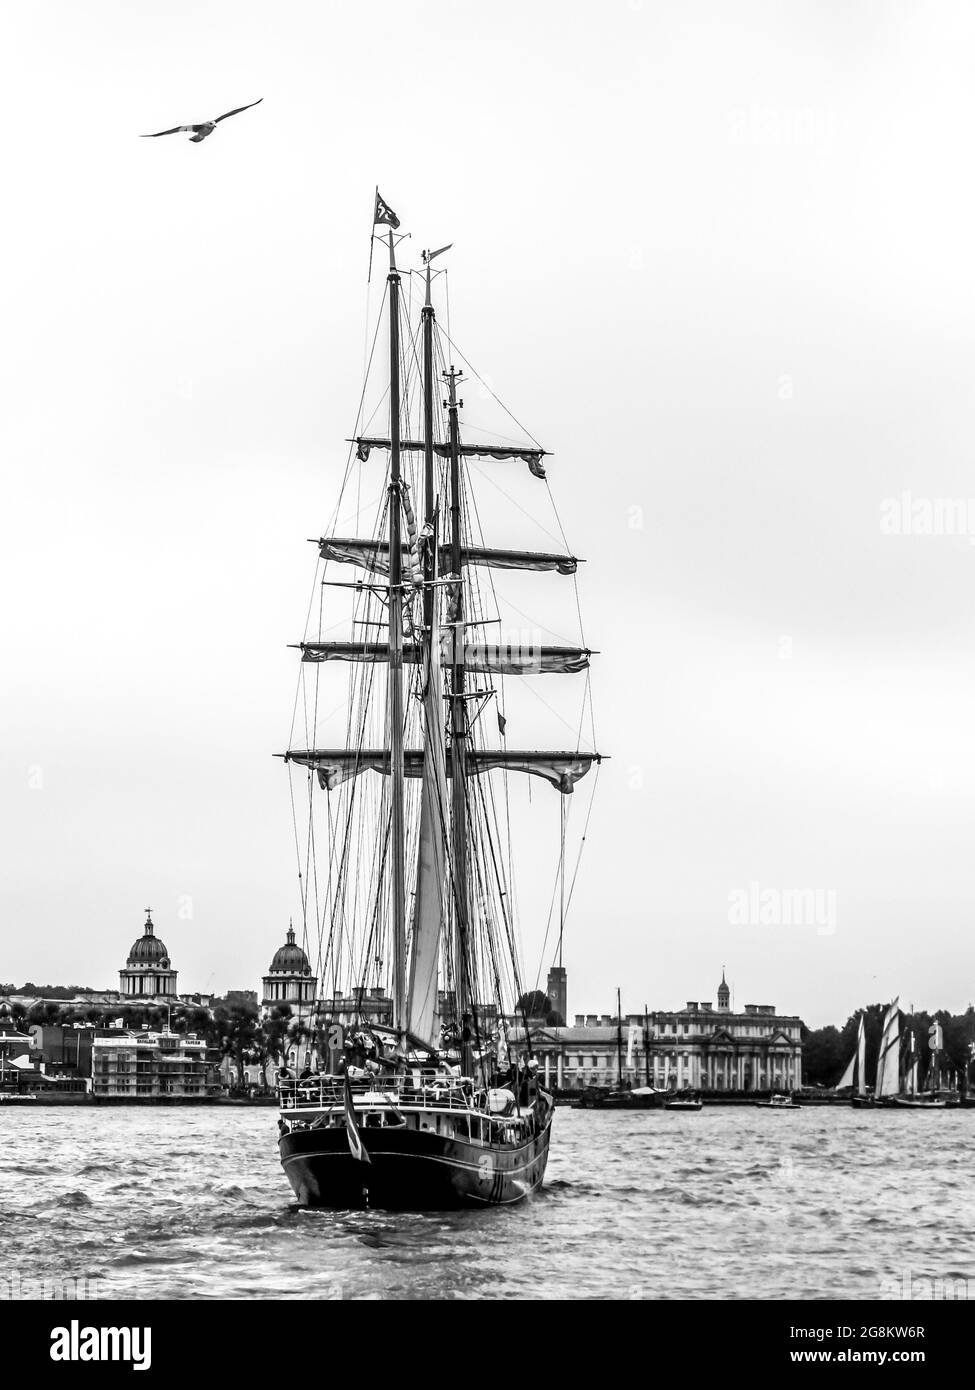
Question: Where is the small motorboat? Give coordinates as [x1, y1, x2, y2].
[663, 1098, 703, 1111]
[755, 1093, 799, 1109]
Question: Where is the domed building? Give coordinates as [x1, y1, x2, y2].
[119, 910, 178, 999]
[261, 922, 317, 1019]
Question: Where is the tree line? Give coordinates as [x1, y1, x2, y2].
[802, 1003, 975, 1088]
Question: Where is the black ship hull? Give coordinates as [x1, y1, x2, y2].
[280, 1115, 552, 1210]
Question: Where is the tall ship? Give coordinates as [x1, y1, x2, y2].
[889, 1016, 958, 1108]
[850, 998, 901, 1108]
[275, 199, 602, 1208]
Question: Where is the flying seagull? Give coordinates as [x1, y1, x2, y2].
[141, 98, 263, 143]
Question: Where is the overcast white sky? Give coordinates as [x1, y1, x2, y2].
[3, 1, 975, 1028]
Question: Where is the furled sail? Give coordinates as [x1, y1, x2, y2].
[319, 537, 578, 577]
[352, 436, 549, 479]
[406, 592, 449, 1050]
[457, 642, 590, 675]
[298, 640, 424, 664]
[298, 639, 591, 675]
[285, 748, 601, 794]
[874, 999, 901, 1098]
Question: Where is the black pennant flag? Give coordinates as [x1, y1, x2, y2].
[374, 190, 400, 229]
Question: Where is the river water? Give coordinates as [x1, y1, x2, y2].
[2, 1105, 972, 1300]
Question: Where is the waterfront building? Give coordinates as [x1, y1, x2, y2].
[29, 1024, 99, 1076]
[178, 991, 214, 1008]
[518, 973, 804, 1091]
[0, 1013, 36, 1091]
[261, 923, 317, 1019]
[316, 986, 392, 1030]
[91, 1030, 214, 1098]
[119, 910, 178, 1000]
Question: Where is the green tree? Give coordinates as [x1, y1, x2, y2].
[260, 1005, 293, 1088]
[28, 1001, 66, 1027]
[211, 1001, 260, 1090]
[182, 1006, 212, 1037]
[515, 990, 551, 1020]
[286, 1012, 315, 1072]
[801, 1025, 845, 1086]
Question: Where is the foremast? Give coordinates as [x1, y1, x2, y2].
[386, 232, 407, 1046]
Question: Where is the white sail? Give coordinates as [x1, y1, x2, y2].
[838, 1013, 867, 1092]
[875, 998, 901, 1098]
[406, 581, 449, 1049]
[836, 1051, 856, 1090]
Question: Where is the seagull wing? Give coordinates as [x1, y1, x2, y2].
[141, 124, 199, 138]
[213, 97, 263, 124]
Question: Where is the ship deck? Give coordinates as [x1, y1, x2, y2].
[278, 1073, 550, 1149]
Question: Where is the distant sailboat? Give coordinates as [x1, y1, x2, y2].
[875, 998, 901, 1101]
[836, 1013, 866, 1100]
[891, 1018, 957, 1108]
[850, 1002, 958, 1110]
[851, 999, 899, 1108]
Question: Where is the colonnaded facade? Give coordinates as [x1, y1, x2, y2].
[525, 972, 804, 1092]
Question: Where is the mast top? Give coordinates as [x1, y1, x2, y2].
[382, 227, 411, 279]
[421, 244, 452, 308]
[443, 363, 465, 409]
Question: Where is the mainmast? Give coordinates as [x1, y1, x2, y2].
[445, 363, 472, 1067]
[422, 260, 436, 610]
[387, 232, 407, 1043]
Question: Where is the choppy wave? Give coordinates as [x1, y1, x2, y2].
[1, 1106, 972, 1299]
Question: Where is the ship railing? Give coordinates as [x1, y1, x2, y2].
[277, 1074, 475, 1112]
